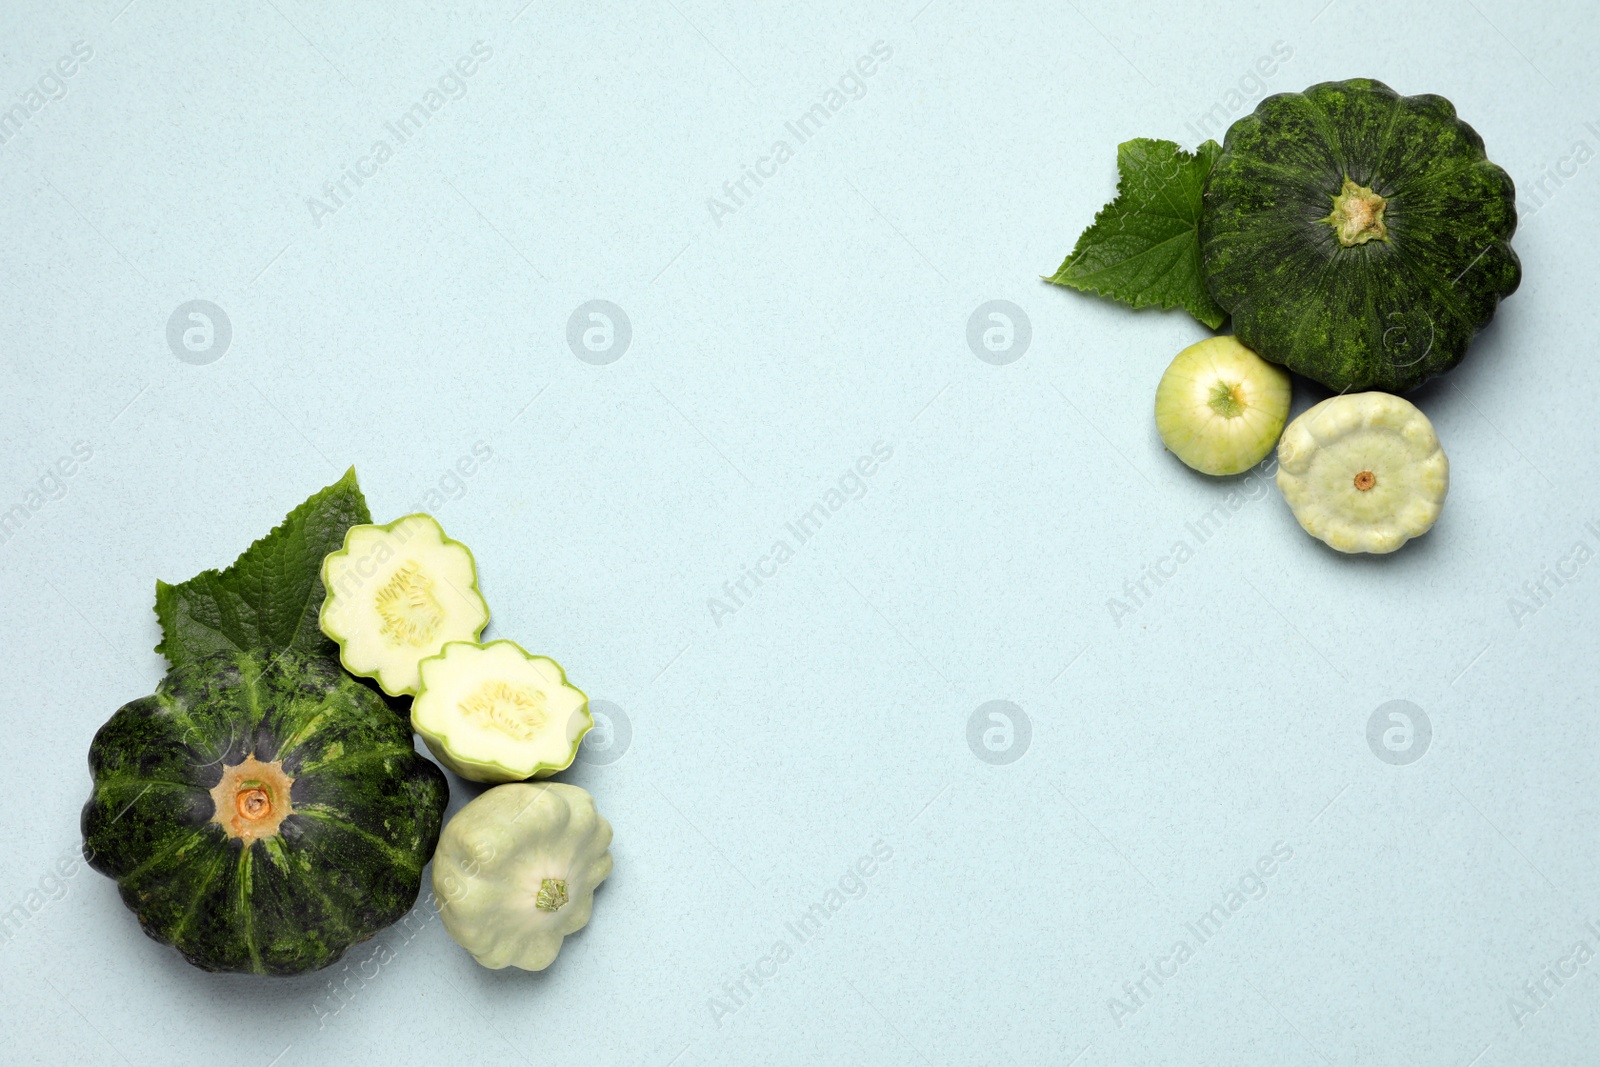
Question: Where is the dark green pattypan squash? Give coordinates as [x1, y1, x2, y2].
[81, 649, 448, 975]
[1200, 78, 1521, 392]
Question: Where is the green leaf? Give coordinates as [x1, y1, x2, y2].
[1047, 137, 1227, 329]
[155, 468, 372, 667]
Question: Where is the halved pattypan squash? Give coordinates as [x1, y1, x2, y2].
[1202, 78, 1520, 392]
[412, 640, 591, 783]
[319, 514, 489, 696]
[1155, 335, 1290, 475]
[432, 783, 613, 971]
[1276, 391, 1448, 553]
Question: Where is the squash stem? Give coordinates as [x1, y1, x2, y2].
[1208, 381, 1246, 419]
[1323, 178, 1389, 247]
[210, 756, 295, 843]
[536, 878, 569, 912]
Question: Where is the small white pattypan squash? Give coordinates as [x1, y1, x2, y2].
[1155, 335, 1291, 476]
[433, 782, 613, 971]
[1276, 391, 1448, 554]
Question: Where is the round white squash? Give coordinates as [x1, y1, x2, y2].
[1276, 391, 1449, 554]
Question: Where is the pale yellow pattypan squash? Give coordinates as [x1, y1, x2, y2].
[433, 782, 613, 970]
[1155, 335, 1291, 476]
[1276, 391, 1448, 553]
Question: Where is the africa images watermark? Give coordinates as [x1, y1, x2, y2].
[705, 839, 894, 1029]
[1108, 841, 1295, 1028]
[1505, 517, 1600, 628]
[1367, 699, 1431, 766]
[967, 700, 1031, 765]
[411, 440, 495, 516]
[1105, 454, 1276, 627]
[310, 889, 441, 1029]
[321, 441, 494, 604]
[0, 842, 100, 953]
[707, 441, 894, 627]
[0, 40, 94, 148]
[1504, 917, 1600, 1031]
[306, 42, 494, 228]
[1520, 121, 1600, 220]
[0, 441, 94, 549]
[1182, 41, 1294, 144]
[705, 40, 894, 227]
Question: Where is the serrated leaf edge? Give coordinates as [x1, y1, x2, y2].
[153, 467, 370, 664]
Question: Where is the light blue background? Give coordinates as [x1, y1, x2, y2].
[2, 0, 1597, 1064]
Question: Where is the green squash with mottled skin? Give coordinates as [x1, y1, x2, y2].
[1200, 78, 1521, 392]
[81, 650, 447, 975]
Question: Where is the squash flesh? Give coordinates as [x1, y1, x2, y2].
[412, 640, 591, 783]
[319, 514, 490, 696]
